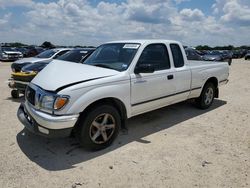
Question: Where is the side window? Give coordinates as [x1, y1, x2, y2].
[170, 44, 184, 68]
[137, 44, 170, 71]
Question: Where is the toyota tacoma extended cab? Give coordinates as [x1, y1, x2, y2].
[17, 40, 229, 150]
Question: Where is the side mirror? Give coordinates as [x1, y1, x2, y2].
[134, 64, 155, 74]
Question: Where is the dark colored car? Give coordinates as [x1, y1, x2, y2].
[20, 48, 95, 72]
[16, 47, 29, 57]
[9, 48, 95, 98]
[203, 51, 232, 65]
[232, 50, 247, 59]
[220, 50, 232, 65]
[245, 51, 250, 60]
[25, 46, 45, 57]
[185, 48, 203, 61]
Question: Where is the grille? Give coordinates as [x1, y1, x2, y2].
[26, 86, 36, 105]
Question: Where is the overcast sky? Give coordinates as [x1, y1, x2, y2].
[0, 0, 249, 46]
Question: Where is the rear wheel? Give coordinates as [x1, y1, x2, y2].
[11, 90, 19, 98]
[195, 82, 216, 109]
[76, 105, 121, 150]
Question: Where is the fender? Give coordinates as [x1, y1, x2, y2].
[66, 82, 132, 118]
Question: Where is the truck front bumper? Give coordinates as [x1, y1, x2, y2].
[17, 102, 79, 138]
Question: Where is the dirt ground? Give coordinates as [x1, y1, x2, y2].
[0, 59, 249, 188]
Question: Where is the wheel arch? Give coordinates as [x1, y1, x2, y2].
[78, 97, 128, 129]
[203, 77, 219, 98]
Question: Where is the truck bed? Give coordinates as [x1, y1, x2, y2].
[187, 60, 228, 67]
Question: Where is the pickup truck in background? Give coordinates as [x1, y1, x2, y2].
[17, 40, 229, 150]
[0, 46, 23, 61]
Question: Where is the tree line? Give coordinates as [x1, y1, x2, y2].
[195, 45, 250, 51]
[1, 41, 95, 49]
[2, 41, 250, 50]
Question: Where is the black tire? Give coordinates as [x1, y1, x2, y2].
[195, 82, 216, 109]
[11, 90, 19, 98]
[228, 59, 232, 65]
[76, 105, 121, 150]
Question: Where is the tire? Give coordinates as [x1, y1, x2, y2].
[76, 105, 121, 150]
[228, 59, 232, 65]
[195, 82, 216, 109]
[11, 90, 19, 98]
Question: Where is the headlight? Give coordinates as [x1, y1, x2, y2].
[2, 53, 8, 58]
[40, 95, 55, 111]
[40, 95, 69, 112]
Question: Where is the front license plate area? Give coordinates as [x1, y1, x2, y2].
[23, 108, 34, 125]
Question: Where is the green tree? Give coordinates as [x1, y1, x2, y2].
[41, 41, 55, 49]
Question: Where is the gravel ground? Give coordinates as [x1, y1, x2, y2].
[0, 59, 249, 188]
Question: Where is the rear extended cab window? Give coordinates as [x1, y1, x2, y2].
[170, 44, 184, 68]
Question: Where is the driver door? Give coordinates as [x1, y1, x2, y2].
[130, 43, 176, 115]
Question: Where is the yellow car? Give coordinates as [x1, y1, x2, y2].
[8, 48, 95, 98]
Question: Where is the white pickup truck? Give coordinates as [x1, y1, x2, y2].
[17, 40, 229, 150]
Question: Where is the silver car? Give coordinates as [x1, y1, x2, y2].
[0, 46, 23, 61]
[11, 48, 71, 72]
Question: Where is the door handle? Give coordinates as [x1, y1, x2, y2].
[167, 75, 174, 80]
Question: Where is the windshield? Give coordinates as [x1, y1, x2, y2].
[36, 49, 58, 58]
[84, 43, 140, 71]
[57, 49, 93, 63]
[2, 47, 16, 52]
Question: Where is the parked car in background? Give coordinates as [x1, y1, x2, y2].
[16, 47, 29, 57]
[232, 50, 247, 59]
[245, 51, 250, 60]
[203, 51, 232, 65]
[25, 46, 45, 57]
[232, 50, 241, 58]
[0, 46, 23, 61]
[9, 48, 95, 98]
[11, 48, 71, 72]
[185, 48, 203, 61]
[220, 50, 232, 65]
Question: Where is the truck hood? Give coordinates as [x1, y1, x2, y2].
[14, 57, 48, 64]
[32, 60, 119, 91]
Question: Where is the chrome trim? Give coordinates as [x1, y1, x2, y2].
[12, 80, 29, 85]
[24, 101, 79, 129]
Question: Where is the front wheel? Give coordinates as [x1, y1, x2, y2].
[76, 105, 121, 150]
[195, 83, 216, 109]
[11, 90, 19, 98]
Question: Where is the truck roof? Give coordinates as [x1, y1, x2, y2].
[106, 39, 181, 45]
